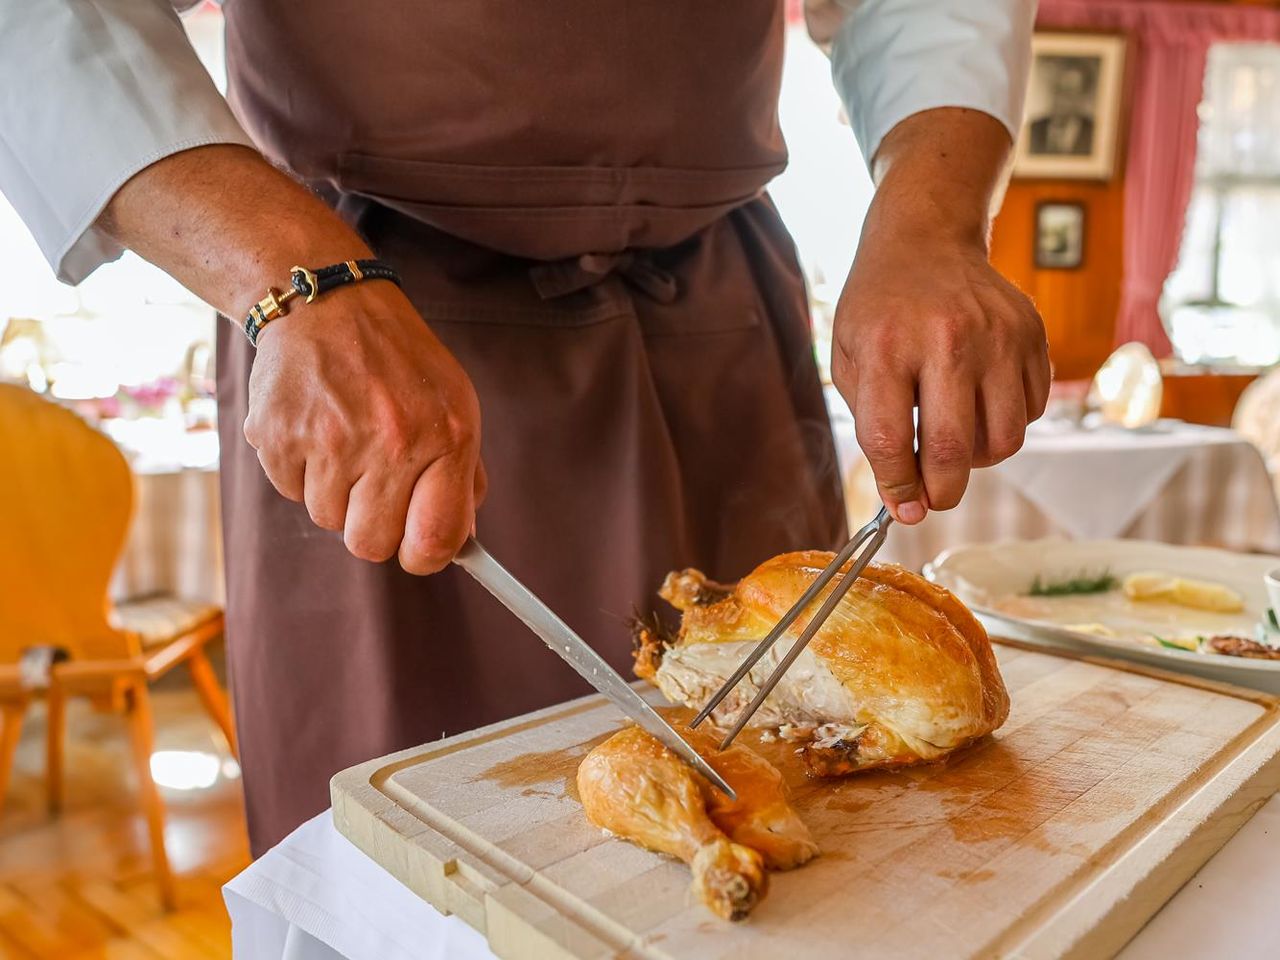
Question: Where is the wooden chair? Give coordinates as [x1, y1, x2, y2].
[1234, 368, 1280, 503]
[0, 383, 235, 910]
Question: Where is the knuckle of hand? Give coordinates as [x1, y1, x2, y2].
[266, 468, 303, 502]
[406, 529, 461, 568]
[937, 318, 977, 363]
[379, 422, 414, 462]
[988, 430, 1025, 462]
[864, 327, 901, 359]
[402, 545, 450, 574]
[444, 415, 479, 453]
[307, 504, 344, 531]
[315, 417, 346, 454]
[856, 426, 910, 464]
[925, 435, 971, 469]
[370, 397, 416, 458]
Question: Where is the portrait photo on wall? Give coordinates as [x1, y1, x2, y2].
[1015, 32, 1127, 180]
[1035, 201, 1086, 269]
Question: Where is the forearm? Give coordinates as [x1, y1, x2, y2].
[865, 107, 1013, 252]
[98, 144, 372, 320]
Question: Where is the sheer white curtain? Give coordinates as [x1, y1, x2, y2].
[1163, 43, 1280, 367]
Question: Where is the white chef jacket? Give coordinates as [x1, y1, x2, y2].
[0, 0, 1033, 286]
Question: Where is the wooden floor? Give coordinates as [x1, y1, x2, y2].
[0, 667, 248, 959]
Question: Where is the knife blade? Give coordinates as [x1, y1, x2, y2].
[453, 537, 736, 799]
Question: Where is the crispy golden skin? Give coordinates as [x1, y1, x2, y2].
[646, 551, 1010, 775]
[577, 724, 816, 921]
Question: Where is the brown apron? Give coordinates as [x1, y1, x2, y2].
[217, 0, 846, 855]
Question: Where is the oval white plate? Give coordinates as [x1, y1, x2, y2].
[924, 539, 1280, 693]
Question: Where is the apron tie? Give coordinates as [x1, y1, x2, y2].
[529, 252, 679, 304]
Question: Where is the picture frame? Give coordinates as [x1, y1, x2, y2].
[1035, 201, 1086, 270]
[1014, 32, 1128, 181]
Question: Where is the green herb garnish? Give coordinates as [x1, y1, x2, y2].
[1153, 635, 1204, 652]
[1268, 608, 1279, 630]
[1028, 569, 1117, 596]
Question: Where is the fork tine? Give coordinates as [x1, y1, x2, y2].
[687, 516, 880, 730]
[718, 509, 892, 749]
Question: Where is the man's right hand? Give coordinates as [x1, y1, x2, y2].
[245, 282, 485, 573]
[99, 144, 484, 573]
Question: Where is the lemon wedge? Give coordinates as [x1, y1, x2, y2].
[1064, 623, 1118, 638]
[1122, 572, 1244, 613]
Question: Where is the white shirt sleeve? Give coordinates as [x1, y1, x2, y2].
[0, 0, 256, 285]
[820, 0, 1036, 169]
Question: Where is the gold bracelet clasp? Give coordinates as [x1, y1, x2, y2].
[253, 286, 298, 324]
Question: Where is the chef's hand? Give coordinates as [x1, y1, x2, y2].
[99, 144, 484, 573]
[246, 282, 486, 574]
[833, 108, 1050, 525]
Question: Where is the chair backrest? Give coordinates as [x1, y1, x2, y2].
[0, 384, 137, 662]
[1234, 368, 1280, 481]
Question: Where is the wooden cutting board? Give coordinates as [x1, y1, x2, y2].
[331, 641, 1280, 960]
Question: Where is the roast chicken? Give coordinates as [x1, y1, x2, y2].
[576, 551, 1007, 920]
[577, 723, 816, 921]
[635, 551, 1010, 776]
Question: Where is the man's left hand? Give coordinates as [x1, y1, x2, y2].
[831, 108, 1051, 526]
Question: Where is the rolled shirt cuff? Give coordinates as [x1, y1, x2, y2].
[51, 134, 256, 286]
[829, 0, 1035, 168]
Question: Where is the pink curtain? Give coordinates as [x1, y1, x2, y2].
[1038, 0, 1280, 357]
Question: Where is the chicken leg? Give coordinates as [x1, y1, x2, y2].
[577, 723, 816, 920]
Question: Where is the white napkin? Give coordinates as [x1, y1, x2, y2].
[993, 420, 1237, 541]
[224, 813, 494, 960]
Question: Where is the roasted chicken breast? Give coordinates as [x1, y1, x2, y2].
[636, 551, 1010, 775]
[577, 723, 816, 921]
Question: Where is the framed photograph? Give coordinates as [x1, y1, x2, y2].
[1035, 201, 1086, 269]
[1014, 32, 1127, 180]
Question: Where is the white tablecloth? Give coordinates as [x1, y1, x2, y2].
[225, 795, 1280, 959]
[109, 464, 224, 605]
[827, 391, 1280, 573]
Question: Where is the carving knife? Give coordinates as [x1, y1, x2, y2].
[453, 537, 736, 799]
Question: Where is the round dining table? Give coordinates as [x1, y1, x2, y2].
[104, 421, 224, 605]
[826, 388, 1280, 573]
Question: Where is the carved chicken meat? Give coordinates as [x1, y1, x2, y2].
[577, 723, 816, 921]
[635, 551, 1010, 776]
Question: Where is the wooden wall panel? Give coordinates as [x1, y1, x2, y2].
[1159, 371, 1258, 427]
[991, 179, 1125, 381]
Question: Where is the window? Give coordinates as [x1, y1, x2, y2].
[1163, 43, 1280, 368]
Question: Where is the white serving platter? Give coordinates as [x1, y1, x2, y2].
[924, 539, 1280, 694]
